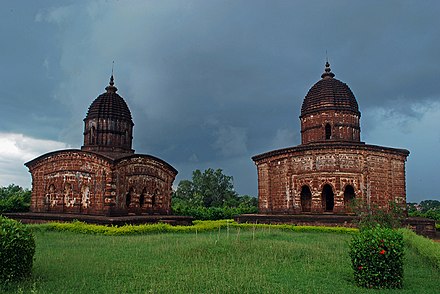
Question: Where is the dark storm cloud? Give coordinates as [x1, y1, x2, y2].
[1, 0, 439, 201]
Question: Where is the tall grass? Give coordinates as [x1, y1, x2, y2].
[400, 228, 440, 269]
[4, 227, 440, 293]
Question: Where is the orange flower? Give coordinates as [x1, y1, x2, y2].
[379, 249, 386, 255]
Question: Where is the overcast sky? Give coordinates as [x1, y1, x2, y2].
[1, 0, 439, 203]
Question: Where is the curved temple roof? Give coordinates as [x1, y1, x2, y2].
[301, 62, 359, 117]
[84, 75, 133, 122]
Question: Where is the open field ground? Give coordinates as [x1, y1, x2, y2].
[4, 226, 439, 294]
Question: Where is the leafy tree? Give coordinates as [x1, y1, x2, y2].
[407, 200, 440, 221]
[237, 195, 258, 208]
[418, 200, 440, 213]
[0, 184, 31, 213]
[172, 169, 258, 220]
[173, 168, 239, 208]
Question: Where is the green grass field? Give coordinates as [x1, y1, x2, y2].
[4, 226, 439, 294]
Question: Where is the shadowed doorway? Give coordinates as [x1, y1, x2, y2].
[300, 185, 312, 213]
[344, 185, 355, 212]
[322, 184, 334, 212]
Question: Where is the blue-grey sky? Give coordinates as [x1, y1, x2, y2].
[1, 0, 439, 203]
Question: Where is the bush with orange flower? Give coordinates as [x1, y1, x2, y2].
[349, 226, 404, 289]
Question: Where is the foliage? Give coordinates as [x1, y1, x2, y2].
[407, 200, 440, 222]
[172, 168, 258, 219]
[28, 220, 358, 236]
[400, 228, 440, 270]
[0, 184, 31, 213]
[173, 168, 239, 207]
[408, 209, 440, 221]
[0, 216, 35, 285]
[349, 226, 404, 289]
[417, 200, 440, 213]
[172, 203, 257, 220]
[349, 198, 404, 230]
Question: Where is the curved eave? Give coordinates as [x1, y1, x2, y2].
[115, 153, 178, 176]
[300, 107, 361, 118]
[25, 150, 178, 176]
[252, 142, 410, 162]
[24, 149, 115, 168]
[83, 116, 135, 126]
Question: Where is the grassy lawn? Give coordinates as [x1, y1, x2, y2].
[6, 228, 440, 294]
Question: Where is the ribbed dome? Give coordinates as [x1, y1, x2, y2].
[301, 62, 359, 117]
[82, 75, 135, 156]
[85, 76, 132, 121]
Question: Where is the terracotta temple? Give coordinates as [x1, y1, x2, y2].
[25, 75, 177, 216]
[252, 62, 410, 214]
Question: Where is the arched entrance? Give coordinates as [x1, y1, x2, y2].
[321, 184, 334, 212]
[126, 188, 133, 210]
[139, 188, 146, 208]
[300, 185, 312, 213]
[344, 185, 355, 212]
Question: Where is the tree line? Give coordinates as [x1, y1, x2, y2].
[0, 184, 31, 213]
[171, 168, 258, 220]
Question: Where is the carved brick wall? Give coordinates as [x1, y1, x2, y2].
[114, 156, 177, 215]
[26, 151, 177, 216]
[254, 144, 408, 214]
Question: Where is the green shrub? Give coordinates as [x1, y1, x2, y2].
[0, 216, 35, 285]
[425, 210, 440, 221]
[172, 205, 258, 220]
[0, 194, 30, 213]
[351, 200, 404, 230]
[400, 228, 440, 269]
[29, 220, 358, 236]
[408, 209, 440, 221]
[349, 226, 404, 289]
[0, 184, 31, 213]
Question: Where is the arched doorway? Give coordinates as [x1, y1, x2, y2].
[300, 185, 312, 213]
[139, 188, 146, 208]
[344, 185, 355, 212]
[126, 188, 133, 209]
[322, 184, 334, 212]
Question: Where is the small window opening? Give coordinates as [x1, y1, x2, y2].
[325, 124, 331, 140]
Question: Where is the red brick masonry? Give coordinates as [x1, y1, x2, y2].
[25, 150, 177, 216]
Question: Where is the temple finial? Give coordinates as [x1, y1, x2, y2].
[321, 57, 335, 79]
[109, 61, 115, 86]
[106, 61, 118, 93]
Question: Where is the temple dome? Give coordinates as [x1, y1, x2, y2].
[85, 76, 132, 121]
[300, 62, 359, 117]
[82, 75, 134, 155]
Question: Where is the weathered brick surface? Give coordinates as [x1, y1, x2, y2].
[253, 143, 409, 214]
[253, 63, 409, 215]
[26, 151, 177, 216]
[25, 76, 177, 217]
[301, 110, 360, 144]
